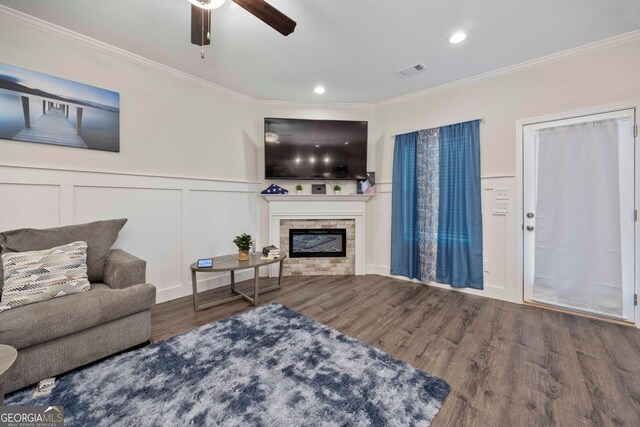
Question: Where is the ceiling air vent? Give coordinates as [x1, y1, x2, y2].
[395, 63, 427, 79]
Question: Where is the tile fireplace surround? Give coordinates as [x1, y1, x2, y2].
[281, 219, 355, 276]
[263, 194, 372, 277]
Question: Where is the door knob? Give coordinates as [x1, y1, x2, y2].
[526, 212, 535, 219]
[526, 225, 534, 231]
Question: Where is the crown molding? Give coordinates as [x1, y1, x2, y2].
[0, 4, 258, 104]
[2, 4, 638, 110]
[376, 30, 640, 108]
[257, 100, 376, 111]
[0, 4, 375, 110]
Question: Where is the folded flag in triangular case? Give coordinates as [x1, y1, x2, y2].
[261, 184, 289, 195]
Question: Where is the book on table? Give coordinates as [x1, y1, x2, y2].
[262, 245, 280, 258]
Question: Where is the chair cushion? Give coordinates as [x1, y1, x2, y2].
[0, 282, 156, 349]
[0, 219, 127, 292]
[0, 241, 90, 312]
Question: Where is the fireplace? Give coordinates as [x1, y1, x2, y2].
[289, 228, 347, 258]
[266, 195, 367, 276]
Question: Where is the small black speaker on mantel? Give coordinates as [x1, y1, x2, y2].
[312, 184, 327, 194]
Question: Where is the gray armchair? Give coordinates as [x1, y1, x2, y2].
[0, 221, 156, 393]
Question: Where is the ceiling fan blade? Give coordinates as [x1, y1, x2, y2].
[232, 0, 297, 36]
[191, 4, 212, 46]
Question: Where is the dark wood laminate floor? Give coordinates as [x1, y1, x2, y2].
[151, 275, 640, 426]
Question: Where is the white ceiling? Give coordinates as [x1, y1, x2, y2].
[1, 0, 639, 103]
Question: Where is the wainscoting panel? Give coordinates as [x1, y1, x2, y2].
[367, 177, 518, 303]
[0, 183, 60, 230]
[189, 190, 258, 290]
[479, 177, 517, 301]
[73, 186, 184, 297]
[0, 166, 260, 303]
[1, 165, 517, 304]
[366, 190, 393, 275]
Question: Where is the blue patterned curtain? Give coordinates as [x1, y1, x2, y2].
[390, 132, 420, 279]
[417, 129, 440, 282]
[390, 120, 483, 289]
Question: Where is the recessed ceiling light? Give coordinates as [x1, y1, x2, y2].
[310, 157, 316, 163]
[448, 31, 467, 44]
[315, 144, 320, 148]
[344, 141, 349, 145]
[314, 86, 326, 95]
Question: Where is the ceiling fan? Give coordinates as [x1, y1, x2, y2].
[189, 0, 297, 58]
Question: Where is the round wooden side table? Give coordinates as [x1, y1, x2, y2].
[0, 345, 17, 405]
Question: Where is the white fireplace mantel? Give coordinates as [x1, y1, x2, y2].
[262, 194, 372, 203]
[263, 194, 372, 276]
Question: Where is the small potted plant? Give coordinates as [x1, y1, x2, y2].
[233, 233, 253, 261]
[295, 184, 303, 195]
[333, 184, 342, 195]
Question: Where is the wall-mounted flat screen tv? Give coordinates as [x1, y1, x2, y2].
[264, 118, 368, 180]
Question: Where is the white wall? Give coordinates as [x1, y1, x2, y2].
[0, 17, 260, 182]
[374, 41, 640, 181]
[369, 40, 640, 303]
[0, 15, 262, 303]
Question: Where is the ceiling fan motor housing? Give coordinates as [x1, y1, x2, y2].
[191, 5, 211, 47]
[190, 0, 297, 50]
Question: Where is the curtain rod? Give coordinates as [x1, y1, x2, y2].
[394, 117, 485, 137]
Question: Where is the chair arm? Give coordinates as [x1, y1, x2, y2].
[103, 249, 146, 289]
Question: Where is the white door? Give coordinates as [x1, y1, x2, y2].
[523, 109, 636, 321]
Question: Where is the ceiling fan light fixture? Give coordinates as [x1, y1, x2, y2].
[188, 0, 226, 10]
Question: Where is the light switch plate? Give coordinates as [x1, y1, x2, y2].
[494, 202, 509, 215]
[495, 188, 510, 200]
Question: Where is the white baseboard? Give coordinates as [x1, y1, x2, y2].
[367, 263, 517, 304]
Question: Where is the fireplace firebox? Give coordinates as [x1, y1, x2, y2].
[289, 228, 347, 258]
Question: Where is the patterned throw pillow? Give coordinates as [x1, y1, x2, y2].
[0, 241, 90, 312]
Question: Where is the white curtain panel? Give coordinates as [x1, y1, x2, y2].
[533, 118, 623, 317]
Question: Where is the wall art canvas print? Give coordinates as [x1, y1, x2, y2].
[358, 171, 376, 195]
[0, 62, 120, 152]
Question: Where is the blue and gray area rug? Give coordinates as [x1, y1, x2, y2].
[7, 304, 450, 426]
